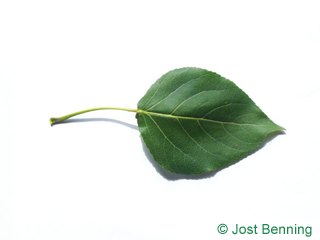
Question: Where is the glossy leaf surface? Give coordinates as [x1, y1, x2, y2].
[136, 67, 284, 175]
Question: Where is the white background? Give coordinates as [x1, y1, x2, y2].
[1, 0, 320, 239]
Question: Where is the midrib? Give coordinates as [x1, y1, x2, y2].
[138, 109, 264, 127]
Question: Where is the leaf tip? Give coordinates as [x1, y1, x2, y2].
[276, 124, 286, 132]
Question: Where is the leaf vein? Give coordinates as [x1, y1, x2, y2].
[177, 119, 227, 160]
[221, 123, 256, 145]
[170, 90, 226, 115]
[141, 113, 170, 170]
[141, 110, 271, 127]
[147, 72, 212, 111]
[140, 82, 161, 109]
[145, 113, 200, 166]
[197, 120, 241, 152]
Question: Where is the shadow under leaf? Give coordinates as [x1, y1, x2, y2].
[54, 117, 138, 131]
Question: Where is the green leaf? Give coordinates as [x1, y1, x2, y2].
[50, 67, 284, 176]
[136, 67, 284, 175]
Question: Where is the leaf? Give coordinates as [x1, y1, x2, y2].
[50, 67, 284, 175]
[136, 67, 284, 175]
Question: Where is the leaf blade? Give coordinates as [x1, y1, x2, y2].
[137, 67, 284, 175]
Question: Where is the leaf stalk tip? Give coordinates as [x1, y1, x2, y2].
[50, 118, 61, 126]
